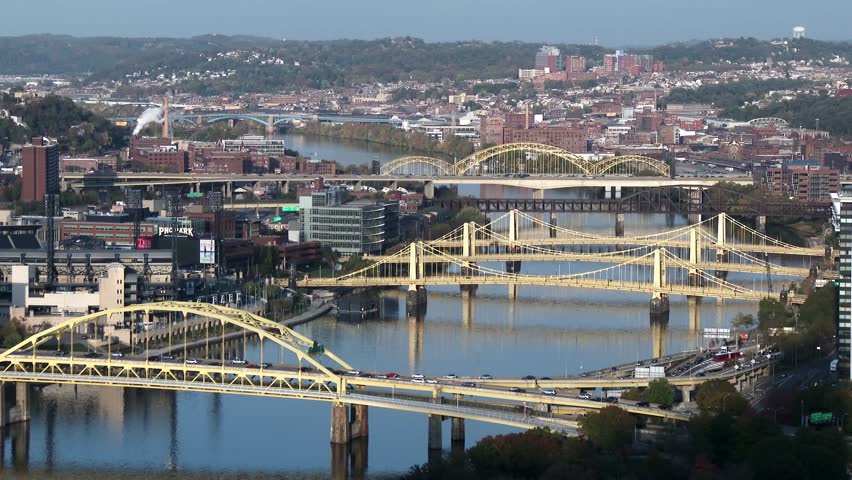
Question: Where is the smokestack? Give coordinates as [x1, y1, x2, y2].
[162, 95, 170, 139]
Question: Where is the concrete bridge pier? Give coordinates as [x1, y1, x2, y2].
[462, 293, 476, 328]
[350, 404, 369, 440]
[687, 296, 702, 331]
[681, 386, 695, 403]
[687, 187, 703, 224]
[424, 181, 435, 200]
[451, 417, 465, 446]
[330, 402, 351, 444]
[548, 211, 557, 238]
[615, 212, 625, 237]
[428, 414, 443, 451]
[756, 215, 767, 233]
[650, 295, 670, 358]
[280, 181, 290, 195]
[266, 116, 275, 136]
[227, 119, 235, 128]
[406, 285, 428, 318]
[508, 284, 518, 301]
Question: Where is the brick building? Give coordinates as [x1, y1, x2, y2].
[22, 137, 60, 202]
[765, 165, 838, 203]
[503, 125, 589, 152]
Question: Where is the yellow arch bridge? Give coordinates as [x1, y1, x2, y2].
[381, 142, 671, 176]
[0, 301, 776, 450]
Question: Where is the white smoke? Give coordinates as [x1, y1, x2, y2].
[132, 107, 165, 136]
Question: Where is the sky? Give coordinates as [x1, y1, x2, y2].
[4, 0, 851, 47]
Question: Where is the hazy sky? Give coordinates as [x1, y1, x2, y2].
[4, 0, 851, 46]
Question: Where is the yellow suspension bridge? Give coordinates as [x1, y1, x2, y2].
[0, 302, 772, 448]
[300, 211, 827, 302]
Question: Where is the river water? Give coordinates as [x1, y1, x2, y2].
[2, 134, 786, 478]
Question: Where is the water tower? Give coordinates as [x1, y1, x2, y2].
[793, 26, 806, 39]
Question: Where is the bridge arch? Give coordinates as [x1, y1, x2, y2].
[205, 115, 271, 127]
[454, 143, 590, 176]
[0, 301, 352, 379]
[747, 117, 789, 127]
[381, 156, 455, 176]
[593, 155, 670, 176]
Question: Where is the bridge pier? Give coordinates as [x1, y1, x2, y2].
[681, 386, 695, 403]
[548, 211, 557, 238]
[650, 296, 670, 358]
[688, 296, 702, 331]
[280, 181, 289, 195]
[266, 115, 275, 136]
[508, 284, 518, 301]
[406, 285, 428, 318]
[451, 417, 465, 446]
[350, 404, 369, 440]
[462, 293, 476, 328]
[330, 402, 350, 444]
[615, 212, 625, 237]
[687, 188, 702, 224]
[424, 181, 435, 200]
[428, 414, 443, 451]
[756, 215, 767, 233]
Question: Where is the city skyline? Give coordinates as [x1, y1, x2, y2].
[3, 0, 852, 46]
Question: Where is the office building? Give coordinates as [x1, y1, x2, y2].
[838, 188, 852, 377]
[299, 190, 400, 256]
[221, 135, 287, 155]
[22, 137, 60, 202]
[765, 165, 838, 203]
[535, 46, 561, 73]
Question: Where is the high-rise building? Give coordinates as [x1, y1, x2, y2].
[22, 137, 60, 203]
[565, 56, 587, 74]
[838, 188, 852, 377]
[535, 46, 561, 73]
[299, 190, 400, 256]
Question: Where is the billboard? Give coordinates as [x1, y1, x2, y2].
[136, 237, 152, 250]
[634, 366, 665, 379]
[200, 239, 216, 265]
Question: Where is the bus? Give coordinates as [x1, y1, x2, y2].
[830, 359, 839, 373]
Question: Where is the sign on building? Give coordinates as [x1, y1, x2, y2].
[703, 327, 731, 339]
[199, 239, 216, 265]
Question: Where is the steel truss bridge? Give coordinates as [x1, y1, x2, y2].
[1, 301, 741, 440]
[302, 211, 826, 300]
[381, 142, 671, 177]
[435, 186, 832, 217]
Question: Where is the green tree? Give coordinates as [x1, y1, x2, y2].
[578, 406, 635, 450]
[644, 378, 675, 405]
[467, 428, 565, 478]
[452, 207, 487, 227]
[620, 388, 643, 401]
[731, 312, 756, 330]
[695, 379, 748, 415]
[757, 297, 789, 330]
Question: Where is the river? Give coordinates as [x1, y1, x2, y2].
[2, 134, 781, 478]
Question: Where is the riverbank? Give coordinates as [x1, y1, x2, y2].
[294, 123, 471, 161]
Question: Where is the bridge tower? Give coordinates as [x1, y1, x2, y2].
[714, 213, 730, 283]
[406, 242, 428, 318]
[650, 249, 670, 358]
[460, 223, 479, 299]
[687, 228, 704, 330]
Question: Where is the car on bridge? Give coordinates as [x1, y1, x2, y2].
[577, 392, 591, 400]
[541, 388, 557, 396]
[522, 375, 536, 380]
[478, 374, 493, 380]
[443, 374, 458, 379]
[509, 387, 526, 393]
[185, 358, 198, 364]
[461, 382, 476, 388]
